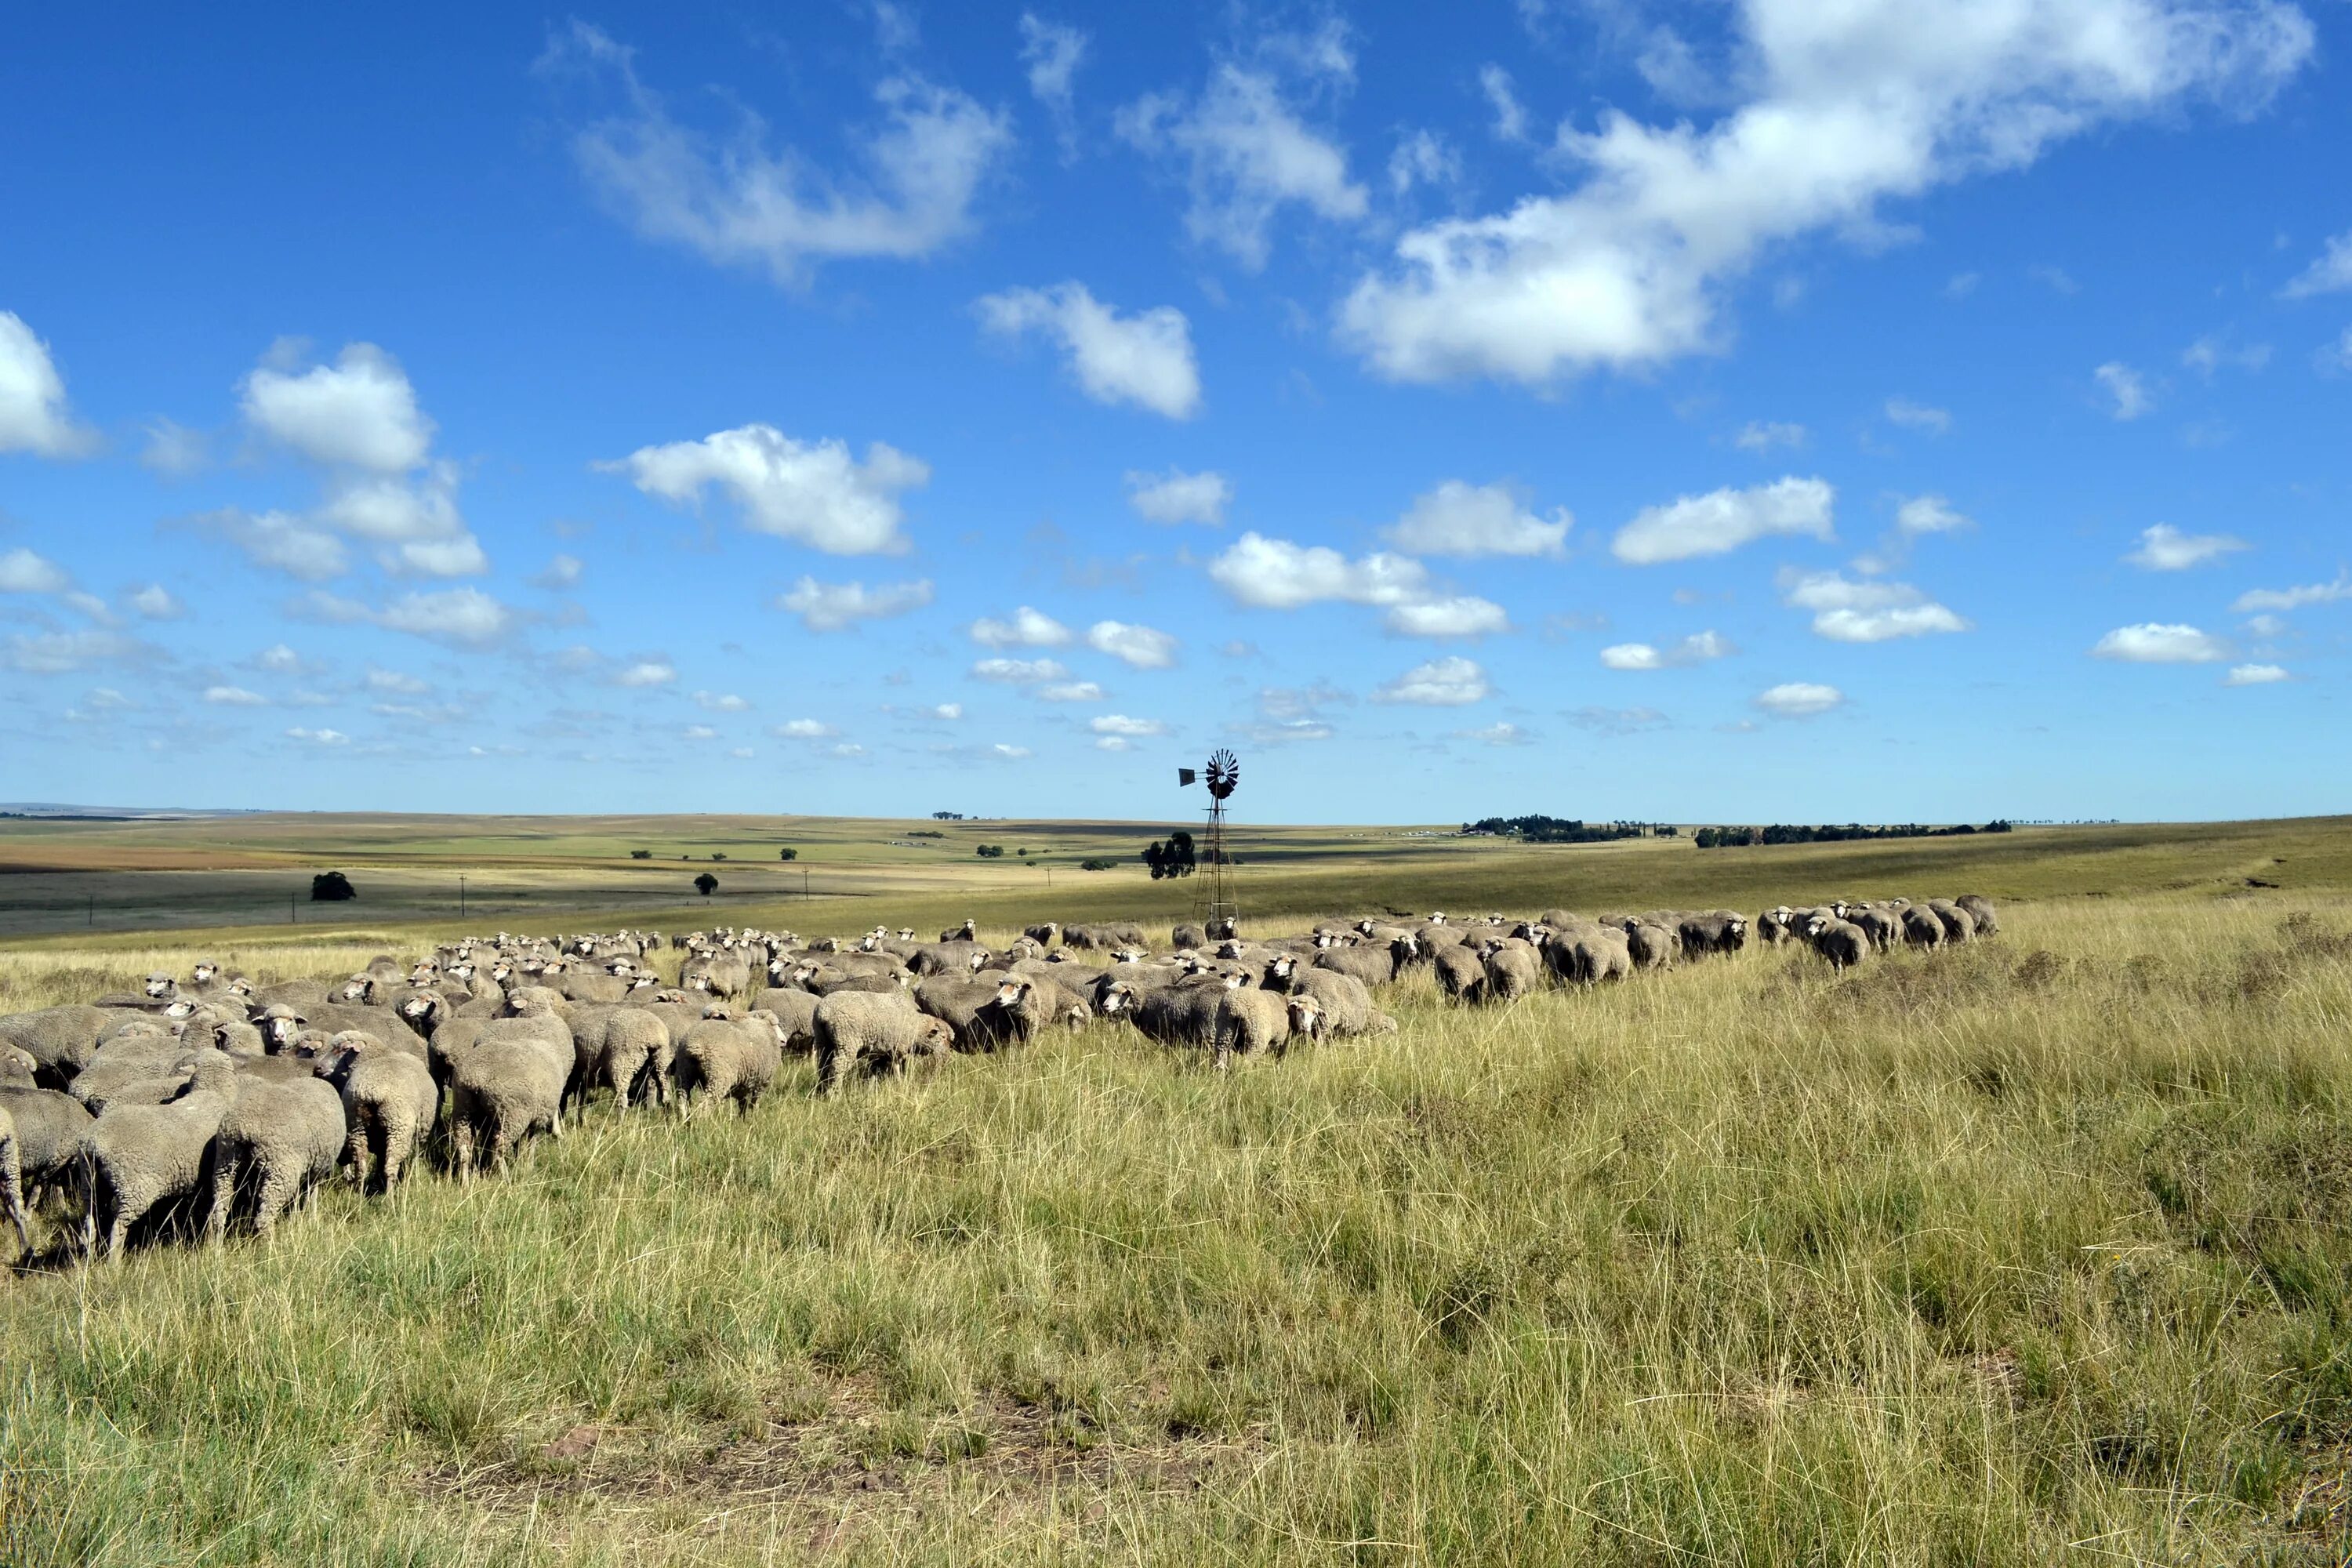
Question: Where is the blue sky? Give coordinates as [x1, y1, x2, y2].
[2, 0, 2347, 824]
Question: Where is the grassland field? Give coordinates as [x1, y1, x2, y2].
[2, 814, 2350, 1565]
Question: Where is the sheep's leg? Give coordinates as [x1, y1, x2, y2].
[343, 1120, 369, 1186]
[2, 1145, 30, 1260]
[207, 1149, 239, 1243]
[252, 1168, 296, 1239]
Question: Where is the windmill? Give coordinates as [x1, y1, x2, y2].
[1178, 748, 1240, 930]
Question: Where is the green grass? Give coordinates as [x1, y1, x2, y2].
[3, 823, 2351, 1563]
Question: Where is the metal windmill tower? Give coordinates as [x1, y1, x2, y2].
[1178, 748, 1240, 928]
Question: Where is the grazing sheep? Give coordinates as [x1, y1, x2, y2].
[208, 1069, 346, 1240]
[680, 953, 752, 1000]
[1955, 895, 2001, 938]
[311, 1034, 438, 1193]
[1900, 906, 1945, 950]
[71, 1033, 205, 1115]
[0, 1005, 113, 1085]
[908, 942, 989, 978]
[1624, 922, 1677, 971]
[85, 1049, 239, 1260]
[0, 1103, 31, 1260]
[813, 992, 954, 1094]
[1479, 938, 1544, 1003]
[1926, 899, 1978, 945]
[1848, 906, 1900, 953]
[1210, 982, 1293, 1070]
[1805, 916, 1871, 971]
[916, 975, 1054, 1053]
[1022, 921, 1060, 947]
[593, 1007, 673, 1108]
[1679, 912, 1748, 957]
[939, 918, 978, 943]
[1171, 922, 1209, 953]
[746, 988, 822, 1053]
[0, 1084, 94, 1214]
[1432, 944, 1486, 1003]
[445, 1035, 566, 1178]
[676, 1007, 785, 1115]
[1261, 959, 1394, 1036]
[1755, 909, 1795, 948]
[1312, 936, 1413, 989]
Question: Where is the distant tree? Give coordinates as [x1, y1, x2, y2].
[629, 849, 652, 859]
[1143, 829, 1198, 880]
[1080, 858, 1115, 871]
[778, 847, 798, 861]
[1695, 828, 1720, 849]
[931, 811, 964, 821]
[976, 844, 1005, 858]
[1017, 848, 1028, 856]
[310, 870, 356, 902]
[711, 852, 727, 862]
[694, 872, 718, 898]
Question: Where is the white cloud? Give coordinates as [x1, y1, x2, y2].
[1087, 619, 1178, 668]
[1457, 721, 1533, 746]
[1126, 467, 1231, 526]
[612, 660, 677, 688]
[2095, 361, 2153, 420]
[693, 690, 750, 711]
[62, 590, 115, 626]
[1385, 478, 1569, 558]
[730, 746, 755, 759]
[971, 605, 1071, 648]
[1207, 532, 1429, 608]
[1094, 735, 1134, 752]
[928, 702, 963, 720]
[1478, 64, 1529, 143]
[1115, 31, 1368, 269]
[1091, 713, 1165, 737]
[0, 547, 70, 593]
[773, 718, 835, 739]
[1735, 419, 1806, 452]
[1383, 595, 1509, 638]
[1613, 476, 1835, 564]
[2, 630, 154, 675]
[1780, 568, 1969, 641]
[285, 727, 350, 746]
[832, 742, 869, 759]
[1600, 630, 1735, 670]
[775, 575, 934, 632]
[992, 743, 1033, 759]
[1372, 655, 1490, 706]
[1388, 130, 1458, 197]
[548, 22, 1014, 285]
[2091, 622, 2228, 662]
[366, 667, 429, 695]
[140, 419, 208, 477]
[2126, 522, 2246, 571]
[128, 585, 182, 620]
[2182, 333, 2271, 376]
[241, 343, 434, 472]
[1885, 397, 1952, 434]
[1754, 681, 1845, 717]
[2319, 328, 2352, 374]
[2231, 574, 2350, 614]
[305, 587, 514, 648]
[256, 644, 304, 673]
[683, 724, 718, 740]
[195, 508, 350, 582]
[0, 310, 96, 458]
[1338, 1, 2310, 386]
[1019, 13, 1087, 154]
[1895, 495, 1971, 535]
[1034, 681, 1104, 702]
[2225, 662, 2288, 685]
[2280, 230, 2352, 299]
[606, 424, 927, 555]
[977, 282, 1201, 419]
[971, 656, 1069, 684]
[203, 685, 268, 707]
[532, 554, 584, 590]
[316, 463, 485, 577]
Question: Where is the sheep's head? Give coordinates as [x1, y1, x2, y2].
[1266, 954, 1295, 982]
[965, 949, 989, 973]
[1112, 947, 1145, 965]
[1313, 931, 1337, 949]
[338, 977, 370, 1003]
[398, 993, 441, 1029]
[259, 1006, 305, 1051]
[143, 972, 174, 998]
[191, 960, 219, 984]
[1428, 912, 1447, 924]
[1287, 996, 1326, 1038]
[1099, 981, 1135, 1014]
[993, 978, 1032, 1008]
[2, 1044, 37, 1082]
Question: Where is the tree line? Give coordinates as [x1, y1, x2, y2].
[1694, 821, 2015, 848]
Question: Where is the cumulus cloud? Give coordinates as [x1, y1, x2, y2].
[203, 685, 268, 706]
[612, 659, 677, 688]
[1034, 680, 1103, 702]
[1090, 713, 1165, 737]
[1388, 129, 1459, 197]
[971, 656, 1069, 684]
[2091, 622, 2228, 662]
[2225, 662, 2288, 685]
[285, 727, 349, 746]
[775, 575, 934, 632]
[1125, 467, 1231, 525]
[1613, 476, 1834, 564]
[191, 508, 350, 582]
[1885, 397, 1952, 434]
[1457, 720, 1533, 746]
[693, 690, 751, 711]
[1479, 64, 1530, 143]
[2182, 333, 2271, 376]
[1115, 25, 1369, 268]
[1780, 568, 1969, 641]
[772, 718, 835, 739]
[927, 702, 964, 720]
[1600, 630, 1735, 670]
[140, 419, 209, 477]
[976, 282, 1201, 419]
[1372, 655, 1490, 706]
[1207, 532, 1429, 608]
[298, 586, 515, 647]
[2231, 574, 2349, 614]
[2, 630, 156, 675]
[1384, 478, 1569, 558]
[1564, 705, 1669, 735]
[0, 310, 97, 458]
[128, 585, 182, 620]
[2126, 522, 2246, 570]
[971, 605, 1071, 648]
[1895, 495, 1972, 535]
[0, 547, 71, 594]
[1338, 0, 2310, 385]
[1735, 419, 1806, 452]
[545, 21, 1014, 285]
[532, 554, 584, 590]
[1087, 619, 1178, 668]
[367, 667, 430, 695]
[314, 463, 485, 577]
[2279, 230, 2352, 299]
[241, 342, 434, 472]
[605, 424, 928, 555]
[991, 743, 1033, 759]
[1383, 596, 1508, 637]
[1018, 13, 1087, 154]
[2095, 361, 2154, 419]
[1754, 682, 1845, 717]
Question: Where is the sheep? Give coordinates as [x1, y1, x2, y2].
[1926, 899, 1978, 945]
[1171, 922, 1209, 953]
[1432, 944, 1486, 1003]
[1312, 935, 1414, 989]
[680, 953, 753, 1000]
[0, 1103, 31, 1260]
[1000, 966, 1094, 1028]
[207, 1069, 346, 1240]
[908, 942, 989, 978]
[914, 975, 1051, 1053]
[1546, 927, 1633, 987]
[1678, 912, 1748, 957]
[70, 1032, 205, 1114]
[676, 1007, 785, 1115]
[1210, 982, 1295, 1070]
[1624, 921, 1677, 971]
[1805, 916, 1871, 971]
[0, 1083, 94, 1214]
[1847, 907, 1900, 953]
[1900, 905, 1945, 950]
[746, 988, 822, 1053]
[813, 992, 954, 1094]
[85, 1048, 239, 1260]
[1755, 909, 1795, 948]
[939, 918, 978, 943]
[310, 1033, 438, 1193]
[1261, 958, 1395, 1036]
[1479, 938, 1544, 1003]
[1110, 977, 1233, 1050]
[1022, 921, 1061, 947]
[1955, 895, 2001, 938]
[0, 1005, 113, 1086]
[445, 1034, 567, 1178]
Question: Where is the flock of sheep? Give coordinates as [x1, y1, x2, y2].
[0, 891, 1998, 1268]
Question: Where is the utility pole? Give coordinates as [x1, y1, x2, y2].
[290, 892, 296, 924]
[802, 867, 809, 900]
[87, 893, 93, 927]
[460, 875, 466, 919]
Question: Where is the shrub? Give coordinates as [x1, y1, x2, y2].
[309, 871, 356, 902]
[778, 847, 797, 862]
[711, 852, 727, 862]
[1080, 858, 1114, 872]
[694, 873, 718, 897]
[976, 844, 1006, 858]
[629, 849, 652, 860]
